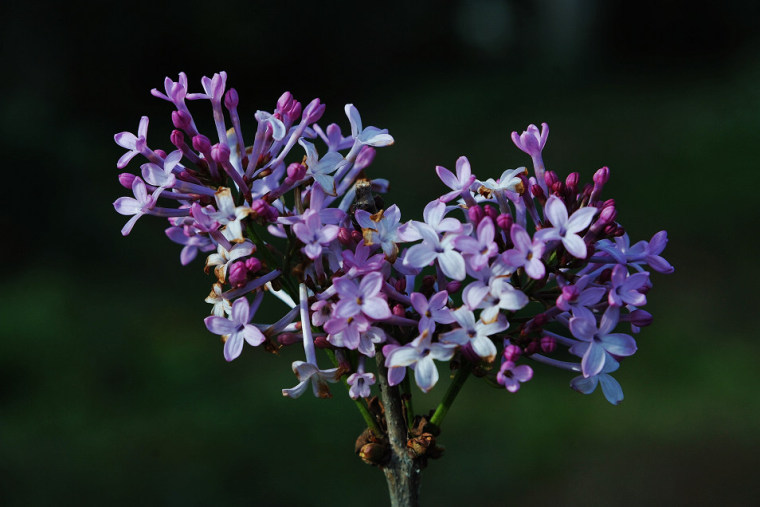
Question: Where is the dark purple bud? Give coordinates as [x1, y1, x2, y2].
[540, 336, 557, 353]
[350, 229, 363, 243]
[532, 313, 548, 327]
[598, 268, 612, 283]
[228, 261, 248, 288]
[551, 181, 564, 195]
[277, 333, 301, 346]
[286, 101, 302, 124]
[192, 134, 212, 154]
[531, 184, 545, 201]
[565, 172, 579, 191]
[484, 205, 498, 222]
[302, 98, 325, 123]
[337, 227, 352, 245]
[593, 166, 610, 185]
[598, 205, 617, 225]
[170, 129, 186, 149]
[524, 341, 540, 355]
[467, 205, 484, 225]
[251, 199, 278, 222]
[394, 277, 407, 293]
[224, 88, 239, 110]
[503, 344, 521, 362]
[245, 257, 262, 273]
[603, 224, 618, 236]
[154, 149, 167, 159]
[314, 335, 332, 349]
[544, 171, 559, 188]
[602, 198, 615, 209]
[355, 146, 376, 170]
[118, 173, 136, 189]
[496, 213, 513, 231]
[211, 143, 230, 163]
[628, 309, 653, 327]
[392, 304, 406, 317]
[172, 110, 192, 130]
[421, 275, 436, 291]
[446, 280, 462, 294]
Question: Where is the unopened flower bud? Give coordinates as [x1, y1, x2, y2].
[251, 199, 278, 222]
[211, 143, 230, 163]
[394, 277, 407, 293]
[496, 213, 513, 231]
[350, 229, 363, 243]
[170, 129, 186, 150]
[628, 309, 653, 327]
[540, 336, 557, 353]
[593, 166, 610, 185]
[314, 335, 332, 349]
[524, 341, 540, 355]
[503, 344, 521, 361]
[172, 110, 192, 130]
[392, 304, 406, 317]
[544, 171, 559, 188]
[531, 184, 545, 201]
[468, 205, 484, 225]
[277, 333, 301, 346]
[286, 101, 302, 124]
[245, 257, 261, 273]
[119, 173, 136, 189]
[565, 172, 579, 192]
[482, 206, 497, 222]
[277, 91, 293, 112]
[224, 88, 239, 110]
[337, 227, 352, 245]
[598, 204, 617, 225]
[302, 98, 325, 123]
[446, 280, 461, 293]
[359, 442, 389, 466]
[154, 149, 167, 159]
[192, 134, 212, 154]
[286, 162, 307, 182]
[228, 261, 248, 288]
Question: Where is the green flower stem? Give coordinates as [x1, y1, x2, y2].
[430, 364, 471, 428]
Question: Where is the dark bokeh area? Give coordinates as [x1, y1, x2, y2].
[2, 0, 759, 505]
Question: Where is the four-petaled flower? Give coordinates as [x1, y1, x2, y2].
[385, 331, 457, 392]
[204, 296, 266, 361]
[536, 195, 597, 259]
[569, 306, 637, 378]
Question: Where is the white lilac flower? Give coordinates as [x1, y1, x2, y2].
[205, 283, 231, 317]
[536, 195, 597, 259]
[345, 104, 394, 147]
[435, 156, 477, 203]
[403, 223, 466, 281]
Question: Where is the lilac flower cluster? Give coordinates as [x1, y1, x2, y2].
[114, 73, 672, 408]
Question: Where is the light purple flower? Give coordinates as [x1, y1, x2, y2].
[299, 139, 344, 195]
[114, 116, 149, 169]
[503, 224, 546, 279]
[342, 241, 386, 277]
[113, 177, 162, 236]
[347, 368, 376, 399]
[293, 209, 339, 260]
[385, 331, 456, 392]
[436, 156, 477, 203]
[410, 291, 455, 334]
[536, 196, 597, 258]
[608, 264, 649, 308]
[643, 231, 674, 274]
[355, 204, 404, 261]
[333, 272, 391, 321]
[403, 223, 466, 281]
[556, 275, 606, 313]
[496, 360, 533, 393]
[204, 296, 266, 361]
[345, 104, 394, 147]
[165, 224, 216, 265]
[569, 306, 637, 378]
[477, 168, 526, 196]
[511, 123, 549, 157]
[455, 217, 498, 271]
[570, 357, 623, 405]
[439, 307, 508, 361]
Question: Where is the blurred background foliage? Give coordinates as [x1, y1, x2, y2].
[1, 0, 759, 505]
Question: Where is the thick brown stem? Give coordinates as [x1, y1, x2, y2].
[375, 350, 422, 507]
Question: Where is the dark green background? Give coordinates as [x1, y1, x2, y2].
[2, 1, 759, 505]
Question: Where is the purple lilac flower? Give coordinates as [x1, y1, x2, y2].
[569, 306, 637, 378]
[503, 224, 546, 279]
[555, 275, 605, 313]
[205, 240, 256, 283]
[299, 139, 344, 195]
[165, 224, 216, 265]
[511, 123, 549, 158]
[342, 240, 386, 277]
[536, 195, 597, 259]
[570, 357, 623, 405]
[355, 204, 405, 261]
[403, 223, 466, 281]
[113, 177, 162, 236]
[410, 291, 455, 334]
[385, 331, 457, 392]
[293, 209, 339, 260]
[333, 272, 392, 321]
[439, 307, 508, 361]
[496, 360, 533, 393]
[204, 295, 266, 361]
[345, 104, 395, 147]
[115, 116, 150, 169]
[347, 357, 376, 400]
[454, 217, 498, 271]
[608, 264, 649, 307]
[436, 156, 477, 203]
[642, 231, 675, 274]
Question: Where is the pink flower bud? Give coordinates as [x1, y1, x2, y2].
[540, 336, 557, 353]
[154, 149, 167, 159]
[503, 344, 521, 361]
[172, 110, 192, 130]
[228, 261, 248, 288]
[211, 143, 230, 163]
[245, 257, 261, 273]
[446, 280, 461, 293]
[192, 134, 211, 154]
[496, 213, 513, 231]
[392, 304, 406, 317]
[484, 205, 498, 221]
[467, 205, 484, 225]
[224, 88, 239, 110]
[119, 173, 136, 189]
[277, 333, 301, 346]
[355, 146, 376, 170]
[593, 166, 610, 185]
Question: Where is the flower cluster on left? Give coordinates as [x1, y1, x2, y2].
[114, 72, 395, 399]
